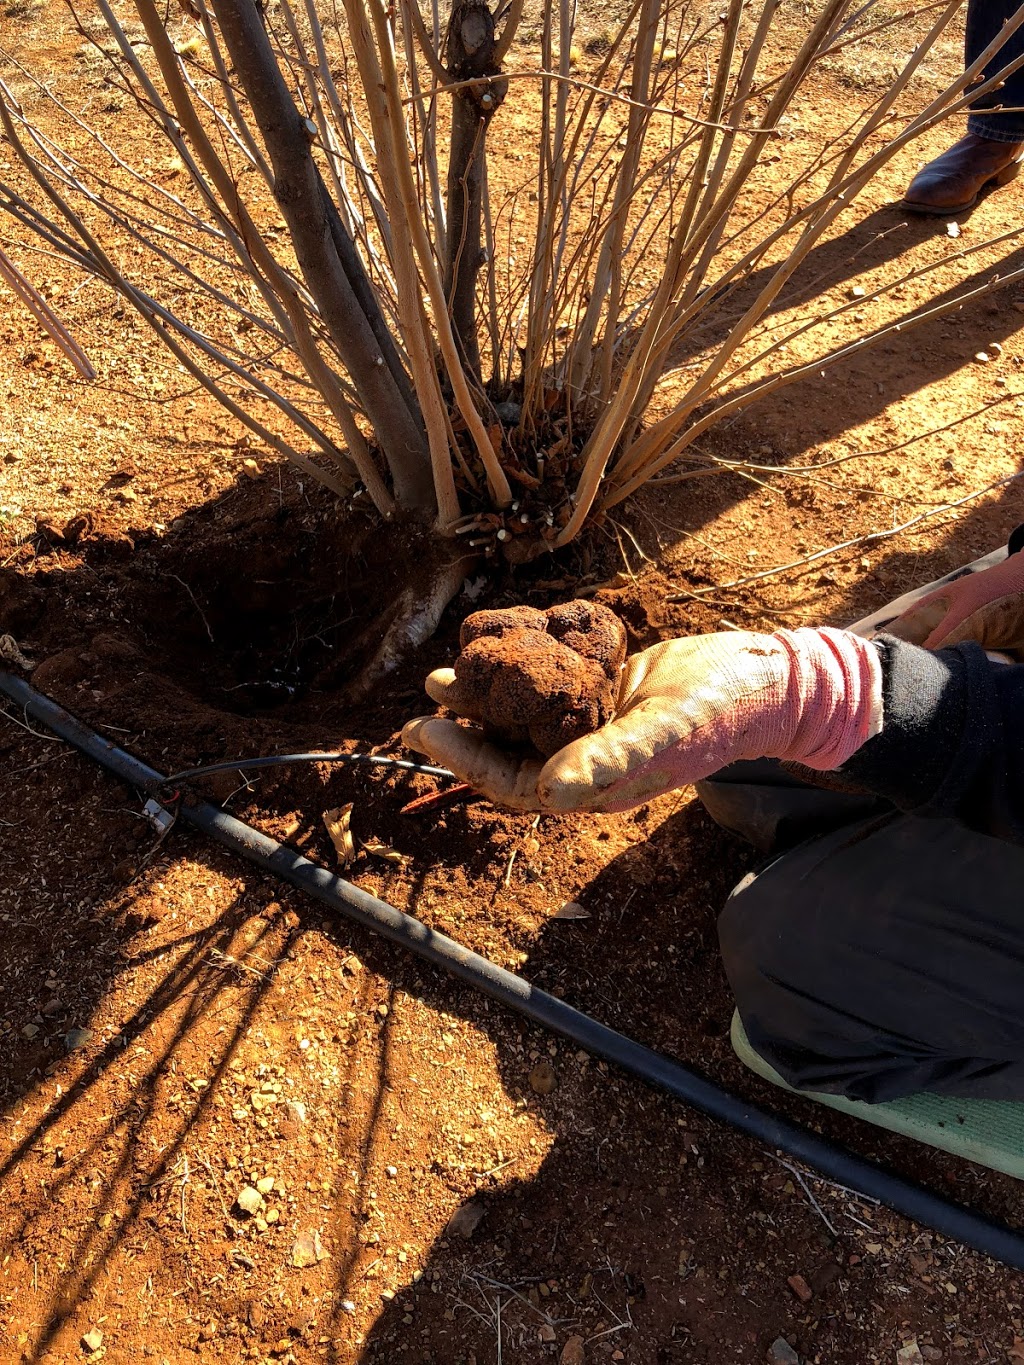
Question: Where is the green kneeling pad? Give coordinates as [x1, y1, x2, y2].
[730, 1011, 1024, 1180]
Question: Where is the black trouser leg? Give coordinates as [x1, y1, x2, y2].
[718, 811, 1024, 1102]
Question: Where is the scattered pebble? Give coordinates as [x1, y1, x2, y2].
[235, 1186, 264, 1217]
[560, 1336, 586, 1365]
[767, 1339, 800, 1365]
[444, 1200, 486, 1239]
[975, 351, 991, 364]
[553, 901, 590, 919]
[539, 1323, 557, 1343]
[946, 220, 961, 238]
[848, 284, 866, 299]
[386, 1165, 398, 1178]
[291, 1230, 329, 1268]
[529, 1060, 557, 1095]
[896, 1342, 925, 1365]
[255, 1176, 275, 1194]
[341, 1300, 356, 1315]
[65, 1026, 93, 1051]
[787, 1272, 813, 1303]
[82, 1328, 104, 1353]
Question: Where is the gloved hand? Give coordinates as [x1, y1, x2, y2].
[402, 626, 883, 812]
[884, 550, 1024, 653]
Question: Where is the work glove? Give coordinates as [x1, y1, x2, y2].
[884, 550, 1024, 654]
[402, 627, 883, 812]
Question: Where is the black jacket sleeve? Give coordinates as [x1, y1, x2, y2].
[836, 636, 1024, 844]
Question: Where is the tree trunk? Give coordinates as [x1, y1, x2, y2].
[212, 0, 434, 512]
[444, 3, 506, 379]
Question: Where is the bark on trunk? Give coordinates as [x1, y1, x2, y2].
[212, 0, 434, 511]
[444, 3, 506, 379]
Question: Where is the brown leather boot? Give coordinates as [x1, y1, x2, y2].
[902, 134, 1024, 214]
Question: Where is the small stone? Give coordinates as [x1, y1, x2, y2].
[386, 1165, 398, 1178]
[21, 1023, 39, 1040]
[896, 1342, 925, 1365]
[256, 1176, 275, 1194]
[341, 1300, 356, 1315]
[291, 1230, 328, 1268]
[529, 1061, 557, 1095]
[41, 997, 64, 1016]
[82, 1328, 104, 1353]
[767, 1339, 799, 1365]
[921, 1349, 943, 1363]
[236, 1186, 265, 1216]
[266, 1208, 280, 1225]
[65, 1027, 93, 1051]
[553, 901, 590, 919]
[946, 220, 961, 238]
[445, 1200, 486, 1239]
[241, 458, 260, 479]
[560, 1336, 586, 1365]
[975, 351, 991, 364]
[848, 285, 866, 299]
[787, 1273, 813, 1303]
[539, 1324, 556, 1343]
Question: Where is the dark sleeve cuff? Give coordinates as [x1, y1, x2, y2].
[836, 636, 999, 816]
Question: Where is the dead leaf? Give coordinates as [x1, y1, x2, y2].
[362, 838, 407, 866]
[323, 804, 355, 868]
[553, 901, 590, 920]
[445, 1200, 486, 1239]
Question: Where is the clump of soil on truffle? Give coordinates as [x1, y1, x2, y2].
[453, 600, 628, 756]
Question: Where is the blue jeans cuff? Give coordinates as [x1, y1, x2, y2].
[967, 113, 1024, 142]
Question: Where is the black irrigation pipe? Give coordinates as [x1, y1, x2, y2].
[159, 751, 457, 791]
[6, 668, 1024, 1270]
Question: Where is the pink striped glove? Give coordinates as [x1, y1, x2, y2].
[884, 551, 1024, 653]
[402, 627, 883, 812]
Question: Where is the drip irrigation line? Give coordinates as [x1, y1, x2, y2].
[160, 751, 457, 790]
[5, 666, 1024, 1270]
